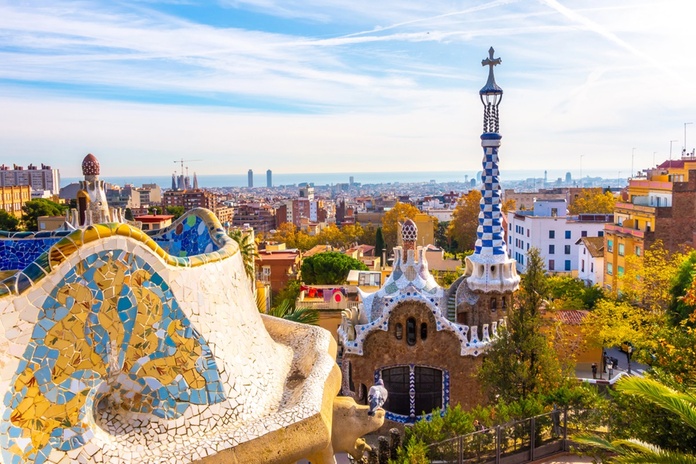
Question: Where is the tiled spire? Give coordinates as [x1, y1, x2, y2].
[464, 48, 519, 293]
[475, 47, 505, 258]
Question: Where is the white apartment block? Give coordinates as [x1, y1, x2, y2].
[506, 199, 611, 274]
[0, 163, 61, 195]
[576, 237, 604, 287]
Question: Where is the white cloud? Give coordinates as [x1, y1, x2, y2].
[0, 0, 695, 181]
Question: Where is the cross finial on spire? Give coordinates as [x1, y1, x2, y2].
[482, 47, 501, 71]
[480, 46, 502, 97]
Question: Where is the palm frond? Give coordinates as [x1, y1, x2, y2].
[267, 299, 319, 325]
[280, 306, 320, 325]
[610, 450, 696, 464]
[574, 434, 696, 464]
[573, 433, 621, 453]
[617, 377, 696, 431]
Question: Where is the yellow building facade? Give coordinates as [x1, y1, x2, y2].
[0, 185, 31, 218]
[604, 159, 696, 292]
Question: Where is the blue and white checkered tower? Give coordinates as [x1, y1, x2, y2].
[464, 48, 520, 293]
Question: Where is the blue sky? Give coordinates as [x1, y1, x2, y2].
[1, 0, 694, 179]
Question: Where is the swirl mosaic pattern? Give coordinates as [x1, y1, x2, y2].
[1, 249, 224, 464]
[151, 214, 219, 257]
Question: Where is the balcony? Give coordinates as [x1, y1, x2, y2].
[605, 223, 645, 238]
[615, 202, 657, 215]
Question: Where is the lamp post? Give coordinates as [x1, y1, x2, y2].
[631, 148, 636, 179]
[580, 155, 584, 188]
[685, 122, 693, 155]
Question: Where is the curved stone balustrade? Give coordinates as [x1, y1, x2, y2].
[0, 209, 354, 464]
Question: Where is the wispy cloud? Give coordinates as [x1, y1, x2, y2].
[0, 0, 695, 178]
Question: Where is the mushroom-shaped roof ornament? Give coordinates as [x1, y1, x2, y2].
[82, 153, 100, 176]
[401, 218, 418, 251]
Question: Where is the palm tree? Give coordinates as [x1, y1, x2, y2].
[229, 229, 259, 281]
[267, 299, 319, 326]
[575, 377, 696, 463]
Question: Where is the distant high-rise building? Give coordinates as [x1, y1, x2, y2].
[349, 176, 354, 186]
[266, 169, 272, 188]
[248, 169, 253, 188]
[565, 171, 572, 184]
[0, 163, 60, 195]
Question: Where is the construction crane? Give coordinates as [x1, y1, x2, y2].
[173, 158, 201, 173]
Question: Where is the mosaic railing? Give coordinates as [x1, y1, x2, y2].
[0, 209, 236, 463]
[0, 231, 69, 272]
[149, 212, 221, 257]
[0, 207, 345, 464]
[0, 209, 230, 297]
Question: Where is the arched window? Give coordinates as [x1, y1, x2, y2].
[490, 297, 497, 311]
[502, 296, 507, 311]
[395, 323, 403, 340]
[420, 323, 428, 341]
[406, 318, 416, 346]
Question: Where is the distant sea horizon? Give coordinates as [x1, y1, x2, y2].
[61, 169, 623, 189]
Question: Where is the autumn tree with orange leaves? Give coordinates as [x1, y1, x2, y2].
[446, 190, 482, 252]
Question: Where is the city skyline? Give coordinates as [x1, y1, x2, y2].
[1, 0, 694, 178]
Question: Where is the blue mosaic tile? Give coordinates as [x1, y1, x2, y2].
[151, 214, 220, 257]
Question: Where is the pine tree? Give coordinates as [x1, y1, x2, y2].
[375, 227, 385, 260]
[477, 248, 566, 402]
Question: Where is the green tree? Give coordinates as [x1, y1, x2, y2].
[435, 220, 454, 252]
[567, 189, 616, 214]
[166, 205, 185, 219]
[446, 190, 482, 252]
[270, 222, 297, 247]
[393, 435, 430, 464]
[293, 230, 318, 251]
[669, 251, 696, 323]
[582, 299, 662, 372]
[477, 248, 566, 402]
[546, 275, 604, 309]
[0, 210, 21, 231]
[341, 223, 364, 247]
[431, 270, 461, 287]
[21, 199, 67, 231]
[274, 279, 301, 305]
[381, 202, 421, 251]
[619, 240, 685, 313]
[359, 222, 377, 247]
[315, 224, 344, 248]
[375, 226, 385, 258]
[575, 377, 696, 463]
[229, 229, 258, 281]
[301, 251, 368, 285]
[148, 206, 162, 215]
[124, 208, 134, 221]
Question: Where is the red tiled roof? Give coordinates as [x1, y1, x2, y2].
[657, 159, 685, 169]
[135, 215, 174, 222]
[555, 309, 589, 325]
